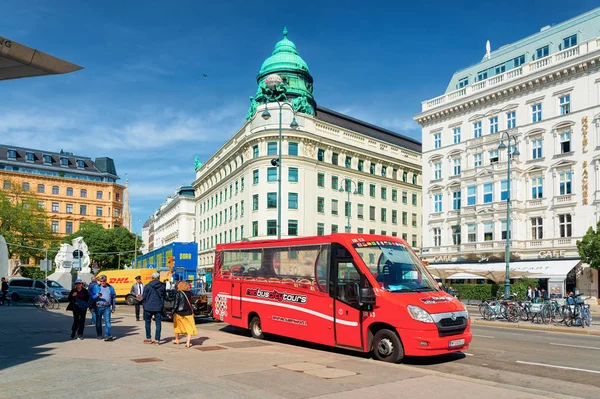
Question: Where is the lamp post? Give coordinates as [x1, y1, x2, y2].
[260, 74, 299, 239]
[133, 217, 141, 268]
[497, 132, 520, 298]
[339, 179, 358, 233]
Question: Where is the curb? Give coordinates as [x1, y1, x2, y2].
[471, 318, 600, 336]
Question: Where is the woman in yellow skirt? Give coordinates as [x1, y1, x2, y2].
[172, 281, 197, 348]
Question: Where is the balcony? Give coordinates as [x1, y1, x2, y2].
[553, 194, 575, 206]
[526, 198, 545, 208]
[421, 37, 599, 112]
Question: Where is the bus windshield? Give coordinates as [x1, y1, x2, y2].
[353, 241, 439, 293]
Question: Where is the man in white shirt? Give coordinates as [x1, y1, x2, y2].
[130, 276, 144, 321]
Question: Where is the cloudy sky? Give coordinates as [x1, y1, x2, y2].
[2, 0, 596, 233]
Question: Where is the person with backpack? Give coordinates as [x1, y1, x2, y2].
[142, 272, 165, 345]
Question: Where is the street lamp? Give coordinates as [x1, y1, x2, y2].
[497, 132, 520, 298]
[260, 74, 299, 239]
[338, 179, 359, 233]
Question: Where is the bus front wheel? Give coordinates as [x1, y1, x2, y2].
[249, 316, 264, 339]
[372, 329, 404, 363]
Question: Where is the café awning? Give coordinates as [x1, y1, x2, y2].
[442, 260, 581, 281]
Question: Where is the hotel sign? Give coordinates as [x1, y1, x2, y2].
[582, 116, 589, 205]
[0, 37, 12, 48]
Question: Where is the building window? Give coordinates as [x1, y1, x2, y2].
[531, 217, 543, 239]
[434, 133, 441, 149]
[483, 222, 494, 241]
[370, 162, 375, 174]
[267, 192, 277, 209]
[473, 121, 482, 138]
[477, 70, 488, 81]
[288, 193, 298, 209]
[2, 180, 9, 190]
[559, 172, 572, 195]
[288, 167, 298, 182]
[25, 152, 34, 162]
[369, 206, 375, 221]
[330, 224, 338, 233]
[7, 149, 17, 159]
[453, 158, 461, 176]
[267, 167, 277, 182]
[267, 142, 277, 156]
[66, 204, 73, 214]
[357, 204, 364, 219]
[22, 182, 29, 191]
[331, 199, 339, 215]
[433, 162, 442, 179]
[65, 187, 73, 196]
[52, 202, 59, 212]
[43, 154, 52, 164]
[563, 34, 577, 49]
[35, 184, 44, 194]
[392, 189, 397, 202]
[495, 64, 506, 75]
[60, 157, 69, 166]
[96, 207, 103, 216]
[560, 132, 571, 153]
[52, 220, 59, 233]
[412, 235, 417, 248]
[357, 181, 364, 195]
[288, 142, 298, 156]
[66, 221, 73, 235]
[559, 95, 571, 115]
[452, 191, 461, 210]
[500, 180, 509, 201]
[354, 159, 362, 172]
[412, 213, 417, 227]
[483, 183, 493, 203]
[433, 228, 441, 247]
[253, 169, 259, 184]
[467, 224, 477, 242]
[345, 156, 351, 168]
[317, 197, 324, 213]
[96, 191, 103, 200]
[500, 220, 510, 240]
[412, 174, 417, 185]
[458, 77, 468, 88]
[531, 177, 543, 199]
[317, 223, 324, 236]
[453, 127, 461, 144]
[507, 111, 516, 129]
[76, 160, 85, 168]
[38, 201, 45, 210]
[267, 220, 277, 236]
[434, 194, 443, 213]
[402, 191, 408, 204]
[489, 150, 499, 164]
[317, 148, 325, 162]
[392, 210, 397, 224]
[241, 177, 244, 191]
[369, 184, 376, 197]
[288, 220, 298, 236]
[332, 152, 338, 165]
[412, 193, 417, 206]
[467, 186, 476, 205]
[402, 211, 408, 225]
[532, 103, 542, 123]
[331, 176, 338, 190]
[489, 116, 498, 134]
[536, 45, 549, 59]
[317, 172, 325, 187]
[381, 208, 387, 222]
[381, 187, 387, 200]
[381, 165, 387, 177]
[532, 139, 543, 159]
[401, 232, 407, 240]
[253, 145, 259, 158]
[80, 205, 87, 215]
[401, 170, 407, 182]
[252, 194, 258, 211]
[474, 153, 482, 167]
[252, 221, 258, 237]
[452, 225, 461, 245]
[514, 55, 525, 67]
[559, 214, 572, 238]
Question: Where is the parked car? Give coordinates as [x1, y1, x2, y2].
[7, 278, 70, 302]
[163, 288, 212, 321]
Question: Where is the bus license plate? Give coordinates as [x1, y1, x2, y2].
[449, 339, 465, 348]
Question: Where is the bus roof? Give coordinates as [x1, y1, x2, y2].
[216, 234, 409, 251]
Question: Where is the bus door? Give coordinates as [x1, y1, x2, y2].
[332, 250, 363, 349]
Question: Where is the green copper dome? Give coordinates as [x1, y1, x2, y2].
[258, 27, 311, 77]
[246, 28, 317, 120]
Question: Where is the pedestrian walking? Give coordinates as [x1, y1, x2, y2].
[172, 281, 197, 348]
[540, 288, 548, 301]
[67, 279, 90, 340]
[130, 276, 144, 321]
[526, 285, 533, 301]
[88, 276, 98, 325]
[1, 277, 10, 306]
[533, 287, 540, 303]
[164, 279, 172, 290]
[90, 275, 116, 341]
[142, 272, 165, 345]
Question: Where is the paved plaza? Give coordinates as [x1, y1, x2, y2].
[0, 303, 582, 399]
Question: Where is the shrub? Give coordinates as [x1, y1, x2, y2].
[452, 284, 495, 300]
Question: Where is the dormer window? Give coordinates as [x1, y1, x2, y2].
[7, 150, 17, 159]
[76, 160, 85, 168]
[535, 46, 549, 60]
[60, 157, 69, 166]
[26, 152, 34, 162]
[563, 34, 577, 50]
[43, 155, 52, 164]
[458, 77, 469, 89]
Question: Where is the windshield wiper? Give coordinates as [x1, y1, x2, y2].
[414, 287, 435, 292]
[388, 288, 416, 293]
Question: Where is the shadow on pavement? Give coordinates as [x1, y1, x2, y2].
[0, 305, 136, 371]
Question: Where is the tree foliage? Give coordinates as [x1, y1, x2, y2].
[60, 222, 141, 269]
[577, 221, 600, 270]
[0, 181, 56, 261]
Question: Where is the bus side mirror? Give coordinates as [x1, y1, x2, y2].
[360, 287, 376, 309]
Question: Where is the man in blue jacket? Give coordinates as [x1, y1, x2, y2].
[142, 272, 165, 345]
[90, 275, 117, 341]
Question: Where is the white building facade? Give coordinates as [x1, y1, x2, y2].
[194, 30, 422, 270]
[414, 9, 600, 298]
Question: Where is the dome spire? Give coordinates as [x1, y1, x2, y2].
[283, 26, 288, 38]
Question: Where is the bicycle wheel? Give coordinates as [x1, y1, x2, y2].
[478, 303, 488, 318]
[481, 306, 493, 321]
[519, 306, 530, 321]
[506, 305, 520, 323]
[33, 296, 43, 309]
[49, 297, 59, 309]
[541, 306, 553, 325]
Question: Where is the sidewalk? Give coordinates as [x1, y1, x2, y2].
[0, 305, 577, 399]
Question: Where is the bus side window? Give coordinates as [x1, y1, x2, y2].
[336, 261, 361, 308]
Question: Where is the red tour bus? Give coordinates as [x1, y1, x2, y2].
[212, 234, 471, 363]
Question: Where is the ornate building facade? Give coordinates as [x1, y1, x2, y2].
[414, 8, 600, 297]
[194, 29, 423, 270]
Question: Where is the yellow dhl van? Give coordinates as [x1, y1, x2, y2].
[97, 269, 160, 305]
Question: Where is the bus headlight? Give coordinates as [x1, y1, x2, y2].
[407, 305, 434, 323]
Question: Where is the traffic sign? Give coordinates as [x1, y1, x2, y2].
[73, 249, 83, 259]
[40, 260, 52, 271]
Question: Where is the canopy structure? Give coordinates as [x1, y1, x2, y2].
[443, 260, 581, 281]
[0, 36, 82, 80]
[425, 267, 468, 284]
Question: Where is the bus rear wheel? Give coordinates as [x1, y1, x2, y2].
[372, 329, 404, 363]
[249, 316, 264, 339]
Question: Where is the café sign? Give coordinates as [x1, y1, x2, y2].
[538, 250, 566, 259]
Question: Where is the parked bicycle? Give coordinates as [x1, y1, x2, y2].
[33, 292, 59, 309]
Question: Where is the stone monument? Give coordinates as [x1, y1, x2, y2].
[48, 236, 92, 288]
[0, 235, 8, 279]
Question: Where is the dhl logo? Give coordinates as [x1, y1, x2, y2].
[108, 278, 131, 284]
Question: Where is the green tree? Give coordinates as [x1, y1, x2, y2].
[61, 222, 141, 269]
[577, 221, 600, 270]
[0, 181, 56, 262]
